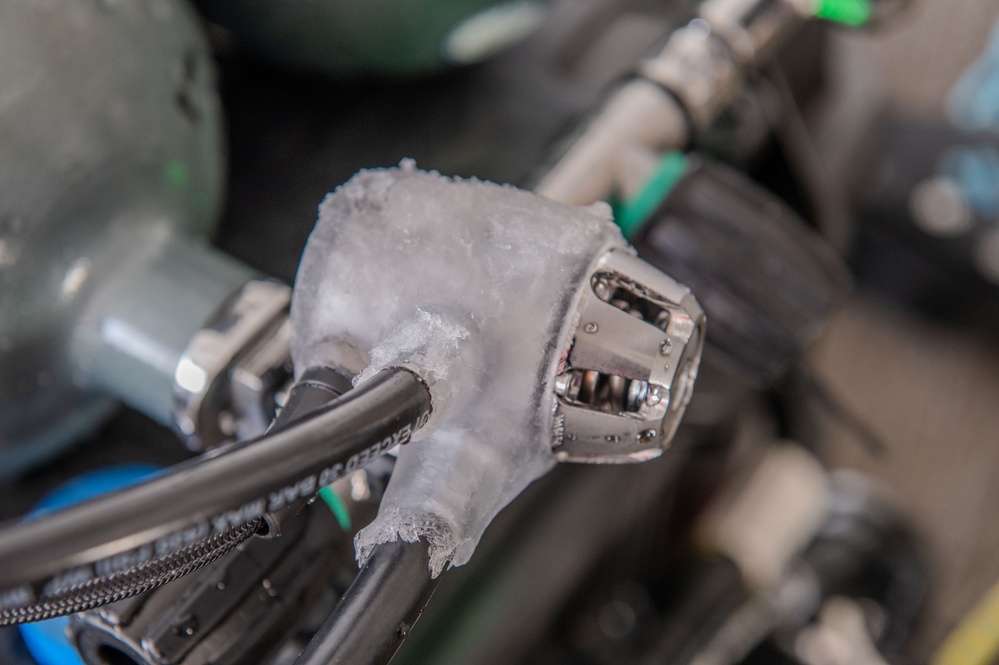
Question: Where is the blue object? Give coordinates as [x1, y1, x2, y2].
[18, 465, 161, 665]
[939, 146, 999, 219]
[947, 19, 999, 134]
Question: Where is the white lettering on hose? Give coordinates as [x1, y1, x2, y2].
[0, 585, 33, 609]
[266, 475, 318, 512]
[211, 498, 266, 533]
[155, 521, 210, 557]
[48, 410, 435, 596]
[42, 566, 94, 596]
[318, 463, 344, 487]
[95, 545, 153, 577]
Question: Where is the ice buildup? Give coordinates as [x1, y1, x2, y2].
[291, 164, 638, 574]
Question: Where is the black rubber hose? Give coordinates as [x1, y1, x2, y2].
[1, 366, 356, 626]
[0, 369, 431, 603]
[270, 366, 355, 433]
[262, 366, 356, 537]
[0, 367, 358, 626]
[294, 540, 443, 665]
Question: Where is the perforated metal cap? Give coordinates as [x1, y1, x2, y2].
[552, 249, 705, 463]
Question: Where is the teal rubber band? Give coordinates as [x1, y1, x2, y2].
[612, 151, 689, 240]
[318, 485, 352, 532]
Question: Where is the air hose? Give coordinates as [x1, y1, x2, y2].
[0, 369, 431, 626]
[2, 520, 260, 626]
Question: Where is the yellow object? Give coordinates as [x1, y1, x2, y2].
[933, 580, 999, 665]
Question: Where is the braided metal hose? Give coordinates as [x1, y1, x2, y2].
[0, 519, 261, 626]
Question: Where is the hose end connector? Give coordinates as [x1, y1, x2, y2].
[552, 249, 705, 463]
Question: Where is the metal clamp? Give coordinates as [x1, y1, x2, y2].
[173, 279, 293, 451]
[640, 21, 741, 132]
[639, 0, 805, 133]
[552, 249, 705, 463]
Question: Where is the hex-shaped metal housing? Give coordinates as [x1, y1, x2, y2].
[552, 249, 705, 462]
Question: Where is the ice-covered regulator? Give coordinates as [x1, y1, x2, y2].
[291, 165, 705, 574]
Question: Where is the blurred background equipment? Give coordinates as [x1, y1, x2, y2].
[195, 0, 548, 75]
[508, 447, 928, 665]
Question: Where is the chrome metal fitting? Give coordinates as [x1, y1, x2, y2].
[173, 279, 293, 451]
[699, 0, 804, 65]
[640, 20, 740, 132]
[552, 249, 705, 463]
[640, 0, 804, 132]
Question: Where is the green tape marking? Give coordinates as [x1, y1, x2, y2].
[318, 485, 352, 532]
[612, 151, 688, 240]
[813, 0, 871, 26]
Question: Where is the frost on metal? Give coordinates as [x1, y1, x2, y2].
[291, 163, 625, 575]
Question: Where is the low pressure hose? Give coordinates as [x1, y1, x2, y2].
[0, 368, 431, 625]
[294, 539, 442, 665]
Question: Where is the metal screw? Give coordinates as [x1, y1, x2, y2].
[593, 278, 611, 300]
[660, 338, 673, 355]
[640, 429, 657, 443]
[627, 380, 649, 412]
[584, 322, 599, 334]
[172, 615, 199, 638]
